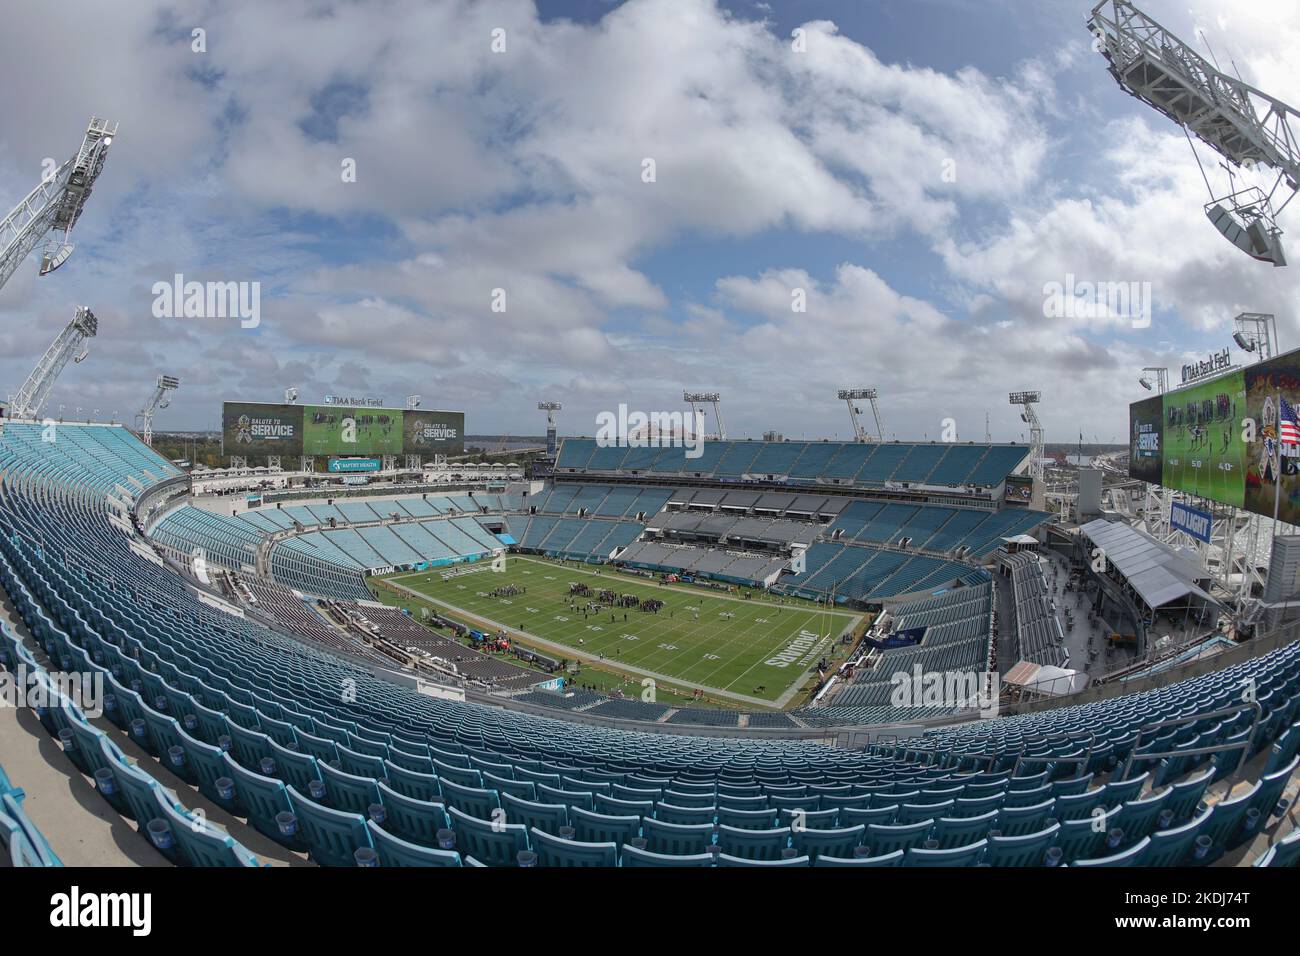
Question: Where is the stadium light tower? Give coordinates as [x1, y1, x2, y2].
[538, 402, 562, 457]
[1138, 366, 1168, 393]
[1088, 1, 1298, 266]
[8, 306, 97, 420]
[0, 117, 117, 292]
[406, 394, 422, 410]
[684, 391, 726, 440]
[136, 375, 180, 448]
[1232, 312, 1279, 361]
[837, 388, 885, 442]
[1009, 391, 1045, 482]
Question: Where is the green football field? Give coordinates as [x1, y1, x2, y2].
[382, 556, 860, 705]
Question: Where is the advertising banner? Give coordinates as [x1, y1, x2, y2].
[1170, 501, 1213, 543]
[1128, 345, 1300, 525]
[1128, 394, 1163, 484]
[402, 409, 465, 456]
[328, 458, 381, 473]
[222, 402, 303, 456]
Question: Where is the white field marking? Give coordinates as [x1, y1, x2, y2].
[404, 554, 860, 700]
[506, 555, 855, 615]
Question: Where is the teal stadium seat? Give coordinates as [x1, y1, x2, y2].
[367, 820, 463, 867]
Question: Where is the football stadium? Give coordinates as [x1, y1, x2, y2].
[1, 0, 1298, 930]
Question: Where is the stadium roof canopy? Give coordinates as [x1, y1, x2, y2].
[1079, 519, 1217, 609]
[1004, 661, 1088, 696]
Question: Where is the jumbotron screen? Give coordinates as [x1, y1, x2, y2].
[302, 405, 404, 456]
[402, 409, 465, 456]
[1128, 346, 1300, 524]
[222, 402, 303, 456]
[221, 403, 464, 458]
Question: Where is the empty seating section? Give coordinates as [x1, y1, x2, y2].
[150, 495, 510, 601]
[856, 444, 910, 484]
[616, 540, 789, 585]
[748, 442, 807, 475]
[554, 438, 1029, 489]
[349, 605, 539, 689]
[242, 577, 387, 662]
[269, 535, 371, 601]
[825, 584, 994, 713]
[152, 506, 262, 570]
[1004, 553, 1066, 667]
[1, 422, 1298, 868]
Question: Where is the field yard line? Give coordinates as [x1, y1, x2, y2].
[695, 609, 852, 702]
[383, 578, 781, 709]
[506, 555, 858, 617]
[731, 627, 845, 708]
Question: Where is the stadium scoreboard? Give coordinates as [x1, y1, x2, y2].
[1128, 345, 1300, 525]
[223, 402, 464, 457]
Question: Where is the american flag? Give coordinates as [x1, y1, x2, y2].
[1281, 397, 1300, 447]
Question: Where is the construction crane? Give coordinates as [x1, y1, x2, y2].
[1089, 1, 1298, 266]
[837, 388, 885, 442]
[8, 306, 98, 420]
[137, 375, 180, 447]
[1009, 391, 1045, 483]
[0, 117, 117, 293]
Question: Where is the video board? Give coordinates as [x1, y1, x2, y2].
[302, 405, 404, 457]
[402, 409, 465, 456]
[1128, 345, 1300, 525]
[1128, 394, 1163, 484]
[221, 403, 465, 459]
[222, 403, 303, 456]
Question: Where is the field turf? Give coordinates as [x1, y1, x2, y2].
[383, 556, 858, 704]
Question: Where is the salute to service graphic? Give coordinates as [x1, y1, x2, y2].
[222, 402, 465, 459]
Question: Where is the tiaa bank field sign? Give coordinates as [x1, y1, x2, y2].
[1170, 501, 1213, 544]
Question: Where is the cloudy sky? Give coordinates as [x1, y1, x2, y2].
[1, 0, 1299, 442]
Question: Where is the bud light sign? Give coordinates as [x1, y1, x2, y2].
[1170, 501, 1213, 543]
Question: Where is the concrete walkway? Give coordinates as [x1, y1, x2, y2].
[0, 590, 310, 867]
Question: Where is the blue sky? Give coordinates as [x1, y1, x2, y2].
[1, 0, 1298, 442]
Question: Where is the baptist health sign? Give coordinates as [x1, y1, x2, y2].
[1171, 501, 1213, 544]
[328, 457, 381, 474]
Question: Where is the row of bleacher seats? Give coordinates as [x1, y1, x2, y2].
[152, 504, 505, 600]
[1003, 553, 1066, 668]
[616, 540, 789, 585]
[241, 577, 389, 664]
[775, 542, 968, 604]
[1, 423, 1297, 867]
[828, 583, 994, 711]
[827, 500, 1050, 558]
[0, 757, 61, 867]
[509, 514, 645, 560]
[556, 439, 1030, 489]
[0, 617, 260, 867]
[668, 488, 849, 520]
[526, 484, 673, 519]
